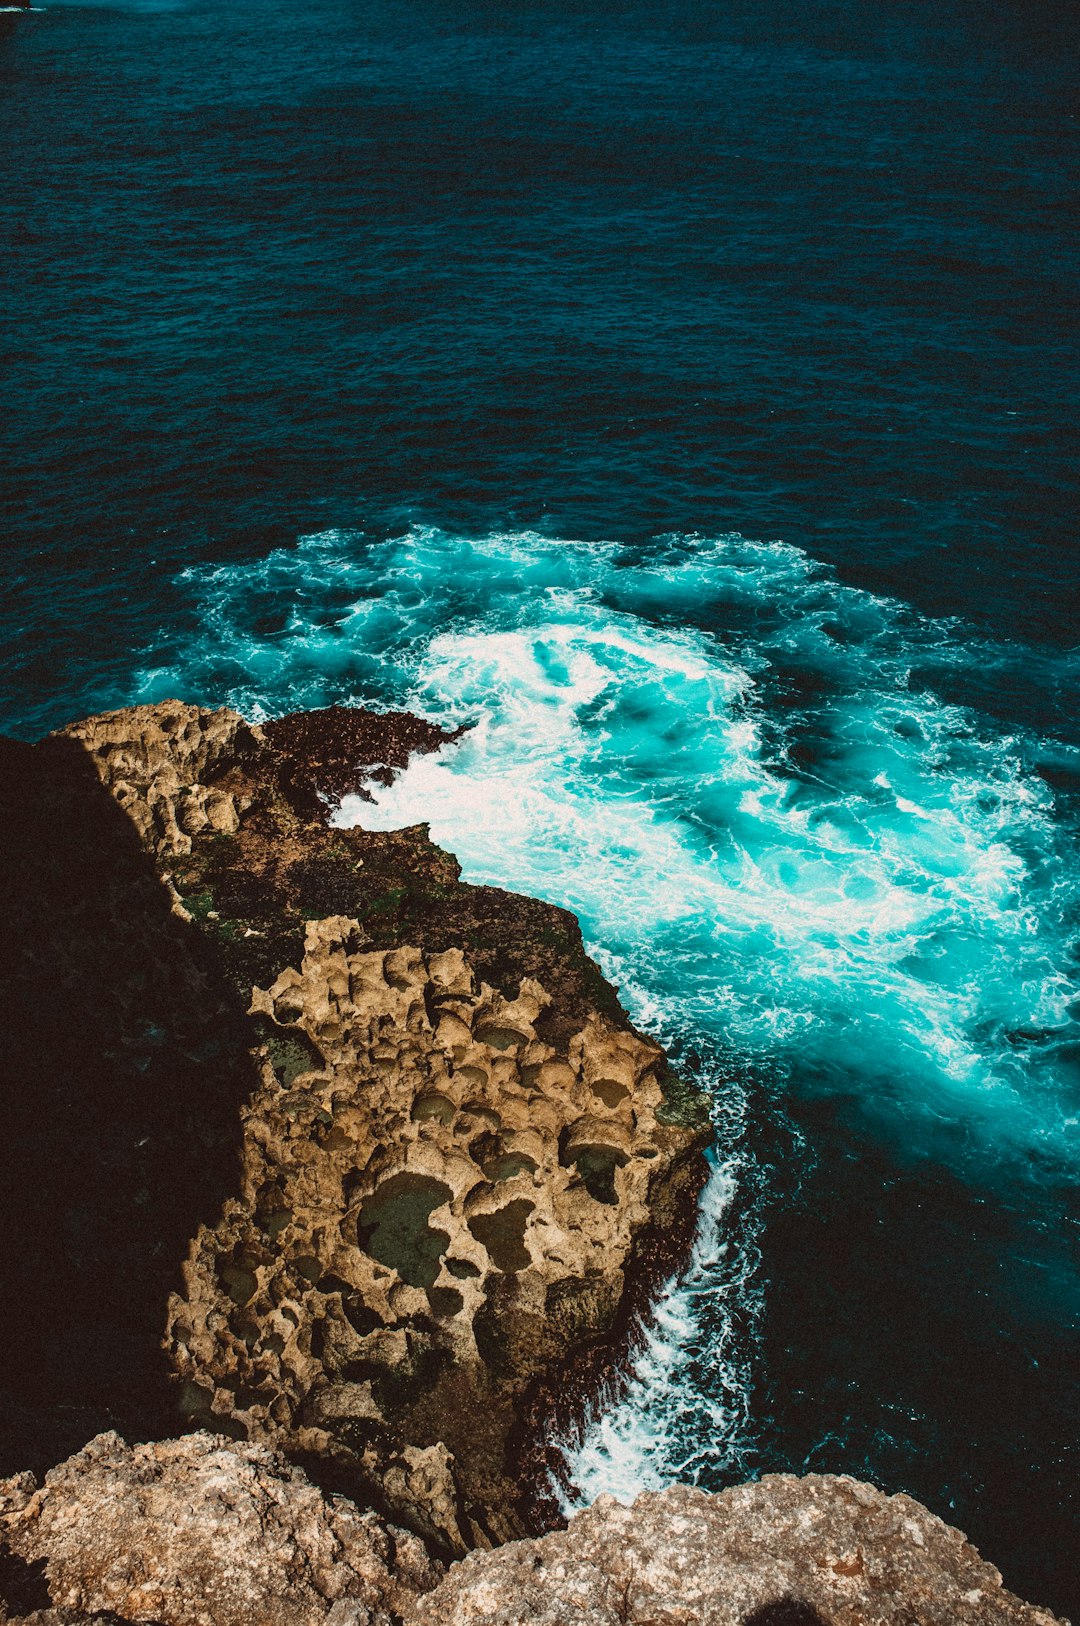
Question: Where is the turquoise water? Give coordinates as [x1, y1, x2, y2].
[137, 528, 1080, 1187]
[132, 525, 1080, 1608]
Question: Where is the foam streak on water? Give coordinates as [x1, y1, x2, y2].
[556, 1140, 762, 1511]
[133, 525, 1080, 1512]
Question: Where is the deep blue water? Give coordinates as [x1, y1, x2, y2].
[2, 0, 1079, 1613]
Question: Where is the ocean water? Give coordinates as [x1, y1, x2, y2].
[3, 0, 1079, 1614]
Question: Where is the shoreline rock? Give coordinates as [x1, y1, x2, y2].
[414, 1475, 1067, 1626]
[4, 700, 709, 1550]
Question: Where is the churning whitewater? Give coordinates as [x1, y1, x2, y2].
[133, 526, 1080, 1507]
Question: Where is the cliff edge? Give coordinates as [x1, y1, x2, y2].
[0, 1433, 1063, 1626]
[0, 701, 708, 1551]
[0, 700, 1064, 1626]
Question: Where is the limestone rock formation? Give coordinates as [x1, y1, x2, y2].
[34, 701, 708, 1551]
[412, 1477, 1067, 1626]
[166, 922, 696, 1550]
[61, 702, 263, 859]
[0, 1431, 440, 1626]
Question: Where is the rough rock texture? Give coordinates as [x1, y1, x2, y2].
[60, 701, 465, 862]
[166, 923, 695, 1550]
[412, 1478, 1067, 1626]
[0, 1431, 440, 1626]
[15, 701, 707, 1550]
[61, 704, 264, 860]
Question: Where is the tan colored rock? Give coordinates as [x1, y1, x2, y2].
[166, 919, 702, 1549]
[410, 1477, 1066, 1626]
[48, 701, 707, 1554]
[0, 1431, 441, 1626]
[60, 700, 263, 858]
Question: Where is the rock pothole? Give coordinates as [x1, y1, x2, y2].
[358, 1174, 453, 1291]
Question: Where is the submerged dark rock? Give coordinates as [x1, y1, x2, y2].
[262, 705, 470, 821]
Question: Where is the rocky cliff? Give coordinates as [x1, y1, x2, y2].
[0, 1433, 1064, 1626]
[0, 701, 707, 1550]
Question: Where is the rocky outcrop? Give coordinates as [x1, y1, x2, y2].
[0, 1444, 1063, 1626]
[16, 701, 708, 1551]
[0, 1431, 440, 1626]
[412, 1477, 1067, 1626]
[261, 705, 471, 820]
[61, 703, 263, 859]
[166, 924, 695, 1551]
[61, 702, 468, 860]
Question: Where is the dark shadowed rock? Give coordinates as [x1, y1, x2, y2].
[262, 705, 469, 819]
[0, 726, 264, 1475]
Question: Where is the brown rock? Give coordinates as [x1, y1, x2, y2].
[38, 702, 708, 1553]
[60, 701, 264, 859]
[410, 1477, 1067, 1626]
[165, 922, 703, 1550]
[0, 1432, 441, 1626]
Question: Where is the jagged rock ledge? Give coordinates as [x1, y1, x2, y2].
[0, 1432, 1064, 1626]
[0, 700, 708, 1552]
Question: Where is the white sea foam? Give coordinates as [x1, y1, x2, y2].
[136, 523, 1080, 1176]
[555, 1135, 762, 1510]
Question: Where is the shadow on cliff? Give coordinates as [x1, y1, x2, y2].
[0, 734, 261, 1475]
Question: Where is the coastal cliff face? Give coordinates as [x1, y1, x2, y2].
[0, 1436, 1063, 1626]
[11, 701, 707, 1549]
[0, 700, 1066, 1626]
[167, 928, 693, 1551]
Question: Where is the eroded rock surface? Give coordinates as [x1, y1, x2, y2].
[0, 1431, 440, 1626]
[412, 1477, 1067, 1626]
[167, 923, 699, 1549]
[61, 703, 264, 859]
[42, 702, 708, 1551]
